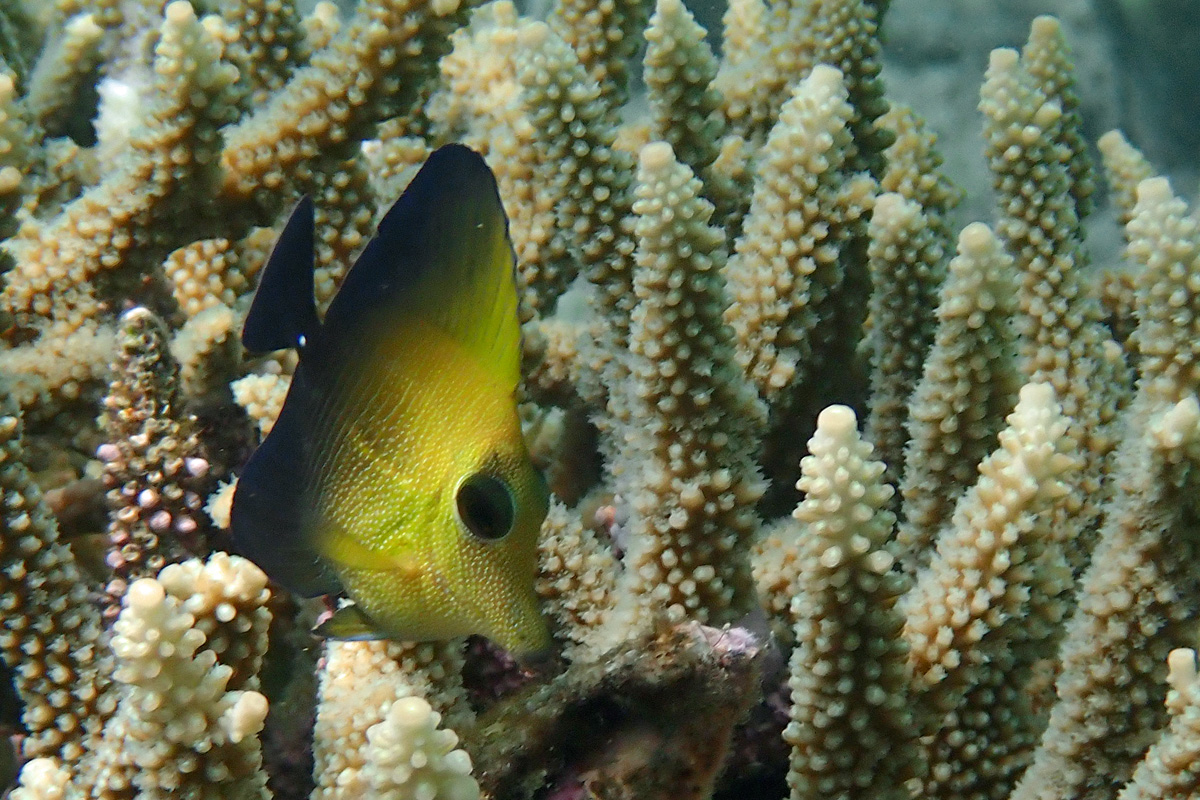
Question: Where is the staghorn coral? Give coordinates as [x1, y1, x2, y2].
[781, 404, 915, 800]
[596, 140, 766, 642]
[903, 382, 1078, 798]
[722, 63, 874, 404]
[97, 307, 213, 619]
[0, 2, 1197, 800]
[85, 556, 271, 800]
[0, 398, 107, 767]
[311, 639, 473, 800]
[862, 191, 946, 486]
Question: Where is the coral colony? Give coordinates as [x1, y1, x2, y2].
[0, 1, 1197, 799]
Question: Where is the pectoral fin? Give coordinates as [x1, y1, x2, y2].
[314, 603, 385, 640]
[320, 525, 422, 576]
[321, 526, 390, 571]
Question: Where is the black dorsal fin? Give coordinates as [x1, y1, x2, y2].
[322, 144, 513, 339]
[242, 196, 320, 352]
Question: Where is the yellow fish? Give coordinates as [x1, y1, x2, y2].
[231, 145, 551, 659]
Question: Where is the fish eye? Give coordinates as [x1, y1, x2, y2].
[456, 473, 516, 541]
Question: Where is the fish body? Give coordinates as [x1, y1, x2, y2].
[231, 145, 551, 658]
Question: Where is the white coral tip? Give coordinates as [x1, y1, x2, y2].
[392, 695, 435, 729]
[1149, 395, 1200, 452]
[816, 405, 857, 439]
[165, 1, 196, 24]
[1167, 648, 1198, 692]
[127, 578, 167, 610]
[640, 141, 675, 171]
[222, 691, 269, 743]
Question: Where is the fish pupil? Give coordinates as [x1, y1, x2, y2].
[456, 474, 515, 541]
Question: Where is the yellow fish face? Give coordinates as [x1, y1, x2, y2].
[328, 451, 550, 656]
[230, 145, 552, 659]
[314, 330, 551, 656]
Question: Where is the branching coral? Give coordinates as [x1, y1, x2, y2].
[0, 2, 1198, 800]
